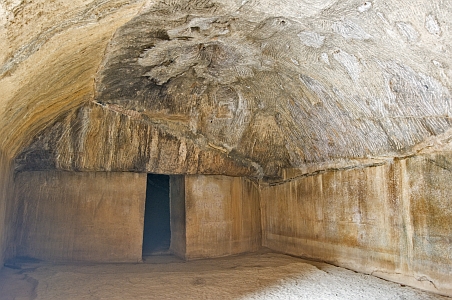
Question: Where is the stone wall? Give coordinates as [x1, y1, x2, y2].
[10, 172, 261, 262]
[0, 151, 14, 266]
[184, 175, 261, 259]
[5, 157, 452, 296]
[169, 175, 186, 258]
[13, 171, 147, 262]
[261, 155, 452, 296]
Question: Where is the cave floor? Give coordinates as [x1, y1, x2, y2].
[0, 250, 448, 300]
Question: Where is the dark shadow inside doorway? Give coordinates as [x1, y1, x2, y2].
[142, 174, 171, 256]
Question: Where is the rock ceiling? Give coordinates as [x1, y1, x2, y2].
[2, 0, 452, 177]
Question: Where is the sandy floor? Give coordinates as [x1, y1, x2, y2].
[0, 251, 449, 300]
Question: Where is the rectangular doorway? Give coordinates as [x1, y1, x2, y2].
[142, 174, 171, 255]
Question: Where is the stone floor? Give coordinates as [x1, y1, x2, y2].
[0, 251, 449, 300]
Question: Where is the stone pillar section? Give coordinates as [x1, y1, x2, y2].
[182, 175, 261, 260]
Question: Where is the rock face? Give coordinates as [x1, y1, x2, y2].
[2, 0, 452, 297]
[13, 171, 147, 262]
[262, 154, 452, 296]
[9, 0, 452, 177]
[12, 171, 262, 262]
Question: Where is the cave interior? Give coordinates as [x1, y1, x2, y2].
[0, 0, 452, 297]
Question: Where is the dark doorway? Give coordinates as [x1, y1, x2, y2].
[142, 174, 171, 255]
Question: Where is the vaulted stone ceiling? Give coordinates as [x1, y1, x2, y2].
[1, 0, 452, 178]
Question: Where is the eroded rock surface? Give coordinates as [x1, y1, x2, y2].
[7, 0, 452, 177]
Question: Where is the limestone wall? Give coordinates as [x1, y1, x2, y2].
[184, 175, 261, 259]
[0, 151, 14, 266]
[169, 175, 186, 258]
[14, 171, 147, 262]
[5, 158, 452, 296]
[261, 155, 452, 296]
[9, 172, 260, 263]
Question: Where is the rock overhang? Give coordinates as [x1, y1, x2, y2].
[2, 0, 452, 178]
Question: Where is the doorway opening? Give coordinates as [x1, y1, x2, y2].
[142, 174, 171, 256]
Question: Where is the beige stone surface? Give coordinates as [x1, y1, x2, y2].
[185, 175, 261, 259]
[0, 0, 145, 158]
[13, 171, 147, 262]
[261, 155, 452, 296]
[7, 172, 261, 263]
[0, 151, 14, 267]
[16, 104, 257, 176]
[6, 0, 452, 177]
[169, 175, 186, 258]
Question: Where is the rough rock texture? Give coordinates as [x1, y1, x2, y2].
[10, 0, 452, 177]
[15, 104, 260, 176]
[95, 0, 452, 172]
[261, 154, 452, 296]
[0, 0, 145, 158]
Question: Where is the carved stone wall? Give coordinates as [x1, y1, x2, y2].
[261, 154, 452, 296]
[169, 175, 186, 258]
[9, 172, 261, 262]
[13, 171, 147, 262]
[184, 175, 261, 259]
[0, 151, 14, 267]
